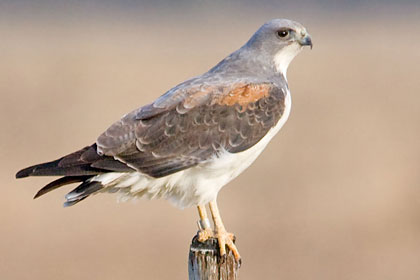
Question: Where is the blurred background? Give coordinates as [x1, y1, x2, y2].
[1, 0, 420, 279]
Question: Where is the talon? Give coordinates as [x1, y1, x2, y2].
[228, 232, 236, 242]
[215, 230, 241, 262]
[197, 228, 214, 242]
[220, 253, 227, 264]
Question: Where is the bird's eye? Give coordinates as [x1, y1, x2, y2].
[277, 30, 289, 38]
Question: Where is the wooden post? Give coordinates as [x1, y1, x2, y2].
[188, 235, 240, 280]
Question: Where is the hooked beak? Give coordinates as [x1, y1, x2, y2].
[298, 34, 313, 49]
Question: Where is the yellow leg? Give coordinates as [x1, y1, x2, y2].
[197, 205, 214, 242]
[209, 200, 241, 261]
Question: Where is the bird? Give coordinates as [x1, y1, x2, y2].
[16, 18, 312, 262]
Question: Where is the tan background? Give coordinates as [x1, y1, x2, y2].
[1, 2, 420, 279]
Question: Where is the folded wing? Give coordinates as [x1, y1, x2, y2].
[97, 82, 286, 178]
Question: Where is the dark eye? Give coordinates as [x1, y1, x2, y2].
[277, 30, 289, 38]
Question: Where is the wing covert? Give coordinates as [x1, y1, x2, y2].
[97, 82, 286, 178]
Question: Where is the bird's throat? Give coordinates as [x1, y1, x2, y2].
[273, 44, 303, 79]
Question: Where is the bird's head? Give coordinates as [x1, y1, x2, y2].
[245, 19, 312, 76]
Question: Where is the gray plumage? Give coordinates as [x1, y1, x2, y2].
[16, 19, 312, 206]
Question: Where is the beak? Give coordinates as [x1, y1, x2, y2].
[298, 34, 313, 49]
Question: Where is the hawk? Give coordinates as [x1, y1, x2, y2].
[16, 19, 312, 261]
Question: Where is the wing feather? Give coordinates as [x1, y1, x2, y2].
[97, 82, 286, 178]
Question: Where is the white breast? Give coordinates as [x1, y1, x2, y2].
[94, 90, 292, 208]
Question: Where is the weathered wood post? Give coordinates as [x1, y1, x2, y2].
[188, 235, 240, 280]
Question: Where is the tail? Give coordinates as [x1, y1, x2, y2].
[16, 144, 133, 206]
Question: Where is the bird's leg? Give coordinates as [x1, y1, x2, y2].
[209, 200, 241, 261]
[196, 205, 214, 242]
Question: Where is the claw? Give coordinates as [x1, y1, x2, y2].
[228, 232, 236, 242]
[216, 230, 241, 262]
[220, 253, 227, 264]
[197, 228, 214, 242]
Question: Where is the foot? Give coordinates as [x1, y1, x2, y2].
[198, 228, 214, 242]
[215, 229, 241, 262]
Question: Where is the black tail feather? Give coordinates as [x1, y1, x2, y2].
[16, 144, 131, 206]
[15, 144, 133, 179]
[34, 176, 91, 199]
[63, 196, 88, 207]
[64, 180, 104, 207]
[16, 158, 61, 178]
[15, 145, 103, 178]
[16, 161, 104, 178]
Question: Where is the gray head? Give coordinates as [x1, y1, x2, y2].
[244, 19, 312, 75]
[208, 19, 311, 80]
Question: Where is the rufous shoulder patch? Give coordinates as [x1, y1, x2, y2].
[217, 83, 271, 107]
